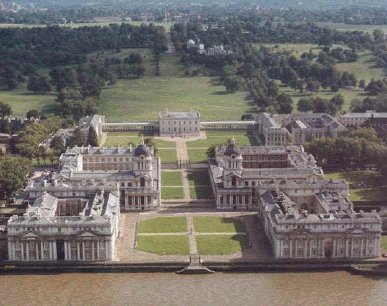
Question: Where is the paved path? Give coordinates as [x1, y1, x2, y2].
[176, 139, 189, 161]
[137, 232, 247, 236]
[116, 211, 272, 263]
[181, 169, 191, 201]
[187, 216, 198, 255]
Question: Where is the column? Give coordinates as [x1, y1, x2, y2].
[82, 241, 85, 261]
[21, 242, 25, 260]
[8, 241, 13, 261]
[64, 241, 68, 260]
[360, 238, 364, 257]
[105, 240, 109, 260]
[77, 241, 81, 261]
[26, 241, 30, 261]
[41, 241, 44, 260]
[125, 195, 128, 210]
[97, 240, 100, 260]
[304, 241, 308, 259]
[49, 240, 52, 260]
[332, 239, 336, 258]
[92, 241, 95, 261]
[53, 241, 57, 260]
[345, 238, 349, 257]
[350, 238, 354, 257]
[35, 242, 39, 260]
[289, 240, 293, 258]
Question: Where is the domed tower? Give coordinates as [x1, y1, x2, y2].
[223, 138, 243, 173]
[133, 138, 153, 172]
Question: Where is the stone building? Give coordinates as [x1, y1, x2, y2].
[159, 110, 200, 137]
[260, 190, 381, 259]
[338, 111, 387, 127]
[26, 141, 161, 211]
[208, 140, 381, 259]
[259, 113, 346, 146]
[7, 190, 120, 262]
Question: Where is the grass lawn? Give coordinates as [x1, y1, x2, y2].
[187, 131, 258, 149]
[381, 236, 387, 250]
[161, 171, 183, 186]
[193, 216, 245, 233]
[196, 235, 248, 255]
[157, 149, 177, 164]
[136, 235, 189, 255]
[99, 76, 252, 122]
[336, 51, 385, 83]
[161, 187, 184, 200]
[188, 171, 211, 187]
[190, 187, 213, 200]
[187, 148, 207, 164]
[317, 22, 387, 33]
[137, 217, 187, 233]
[104, 132, 175, 148]
[0, 83, 57, 118]
[325, 171, 387, 202]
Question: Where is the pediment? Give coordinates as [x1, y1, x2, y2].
[290, 227, 312, 235]
[346, 227, 367, 234]
[224, 172, 242, 179]
[22, 232, 40, 238]
[78, 231, 97, 237]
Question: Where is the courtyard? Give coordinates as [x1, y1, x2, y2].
[116, 212, 272, 262]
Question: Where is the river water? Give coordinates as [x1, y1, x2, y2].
[0, 271, 386, 306]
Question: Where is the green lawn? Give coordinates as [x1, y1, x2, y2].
[317, 22, 387, 33]
[186, 131, 257, 149]
[137, 217, 187, 233]
[161, 187, 184, 200]
[188, 171, 211, 187]
[196, 235, 248, 255]
[193, 216, 245, 233]
[0, 83, 57, 118]
[99, 76, 252, 122]
[336, 51, 385, 83]
[190, 187, 213, 200]
[136, 235, 190, 255]
[161, 171, 183, 186]
[157, 149, 177, 164]
[104, 133, 175, 148]
[325, 171, 387, 202]
[187, 148, 208, 164]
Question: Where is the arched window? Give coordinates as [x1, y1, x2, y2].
[140, 177, 145, 187]
[232, 176, 237, 187]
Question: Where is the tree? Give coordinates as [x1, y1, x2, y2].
[27, 75, 51, 93]
[87, 126, 99, 147]
[26, 109, 40, 119]
[276, 93, 293, 114]
[0, 156, 31, 199]
[51, 135, 65, 153]
[306, 80, 320, 93]
[373, 29, 385, 43]
[0, 102, 12, 118]
[359, 79, 366, 90]
[224, 77, 239, 93]
[297, 98, 313, 112]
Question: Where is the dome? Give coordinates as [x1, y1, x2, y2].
[134, 143, 151, 157]
[224, 138, 241, 156]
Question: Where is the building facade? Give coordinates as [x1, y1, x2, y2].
[159, 110, 200, 137]
[208, 140, 382, 259]
[8, 190, 120, 262]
